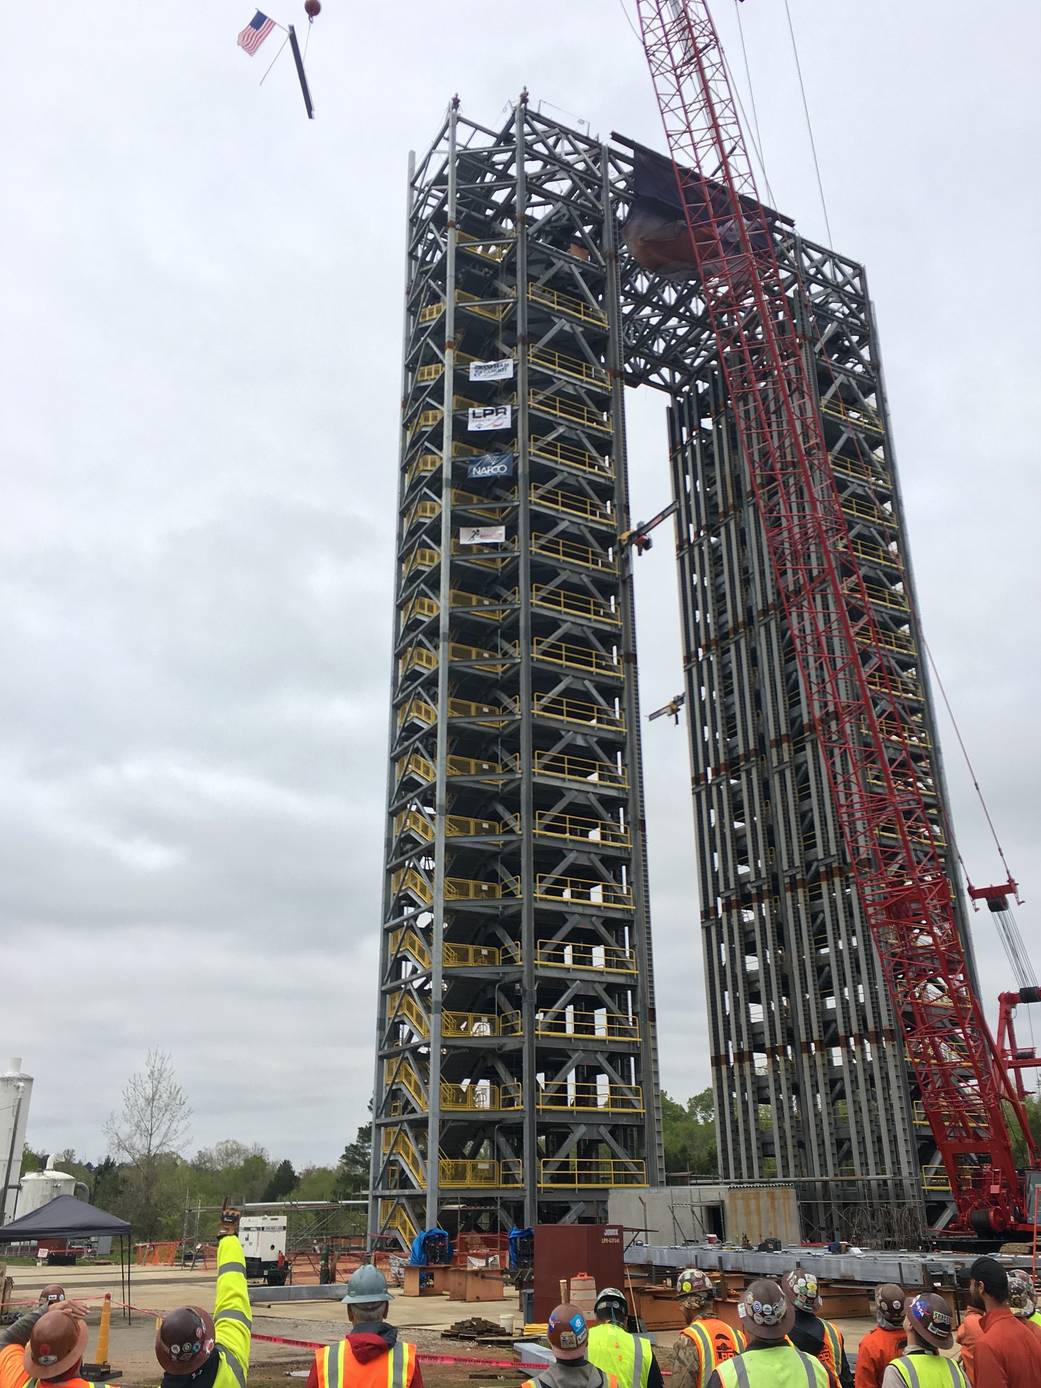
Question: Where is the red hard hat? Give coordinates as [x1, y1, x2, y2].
[155, 1306, 216, 1376]
[24, 1310, 88, 1381]
[547, 1303, 588, 1361]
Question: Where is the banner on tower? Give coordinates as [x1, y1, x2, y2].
[469, 358, 515, 382]
[466, 452, 515, 481]
[459, 525, 507, 545]
[468, 405, 512, 432]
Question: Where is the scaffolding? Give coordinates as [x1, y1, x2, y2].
[369, 101, 663, 1247]
[371, 100, 970, 1246]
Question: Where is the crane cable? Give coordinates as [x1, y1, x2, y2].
[781, 0, 834, 247]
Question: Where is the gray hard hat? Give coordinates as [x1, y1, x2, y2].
[342, 1264, 390, 1305]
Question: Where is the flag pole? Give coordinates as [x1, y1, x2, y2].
[287, 25, 315, 119]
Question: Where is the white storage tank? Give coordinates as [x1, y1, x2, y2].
[17, 1160, 78, 1219]
[0, 1059, 33, 1224]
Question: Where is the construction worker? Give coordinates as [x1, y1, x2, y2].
[0, 1304, 115, 1388]
[968, 1254, 1041, 1386]
[783, 1268, 852, 1387]
[1007, 1271, 1041, 1345]
[38, 1288, 67, 1308]
[310, 1265, 421, 1388]
[586, 1287, 663, 1388]
[880, 1293, 969, 1388]
[155, 1204, 252, 1388]
[706, 1279, 831, 1388]
[521, 1304, 615, 1388]
[670, 1268, 744, 1388]
[0, 1299, 89, 1388]
[854, 1285, 907, 1388]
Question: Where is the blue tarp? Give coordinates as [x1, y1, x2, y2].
[508, 1226, 534, 1270]
[408, 1227, 454, 1266]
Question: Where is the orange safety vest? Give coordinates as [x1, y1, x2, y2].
[314, 1340, 417, 1388]
[680, 1320, 745, 1388]
[819, 1319, 844, 1378]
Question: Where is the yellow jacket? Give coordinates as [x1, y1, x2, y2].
[211, 1234, 253, 1388]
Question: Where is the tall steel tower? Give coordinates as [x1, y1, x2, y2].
[369, 99, 663, 1249]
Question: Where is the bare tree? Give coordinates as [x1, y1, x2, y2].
[105, 1051, 191, 1234]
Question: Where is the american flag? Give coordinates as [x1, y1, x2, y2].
[237, 11, 276, 56]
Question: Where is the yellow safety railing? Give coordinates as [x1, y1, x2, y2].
[405, 452, 440, 486]
[846, 536, 902, 572]
[451, 440, 485, 459]
[446, 754, 505, 779]
[408, 408, 442, 440]
[451, 490, 517, 523]
[452, 393, 488, 413]
[820, 397, 883, 434]
[533, 812, 629, 848]
[529, 392, 611, 435]
[438, 1157, 523, 1188]
[532, 694, 624, 731]
[531, 584, 618, 625]
[443, 941, 504, 968]
[446, 815, 502, 838]
[400, 594, 438, 625]
[418, 301, 445, 324]
[449, 696, 512, 725]
[528, 1008, 639, 1041]
[531, 533, 615, 572]
[391, 866, 432, 901]
[857, 582, 910, 614]
[831, 453, 882, 484]
[531, 485, 614, 527]
[442, 1010, 504, 1038]
[854, 625, 915, 657]
[450, 589, 511, 620]
[395, 750, 435, 784]
[529, 344, 609, 389]
[532, 639, 621, 678]
[404, 498, 440, 530]
[440, 1080, 523, 1110]
[455, 288, 511, 322]
[394, 991, 429, 1039]
[841, 494, 896, 529]
[538, 1158, 646, 1187]
[877, 822, 947, 850]
[397, 696, 436, 730]
[528, 282, 607, 327]
[538, 1083, 644, 1112]
[445, 877, 507, 902]
[534, 939, 636, 972]
[388, 927, 431, 969]
[533, 874, 633, 910]
[865, 670, 923, 701]
[533, 750, 627, 788]
[401, 546, 439, 578]
[416, 362, 444, 383]
[383, 1131, 426, 1187]
[921, 1168, 953, 1192]
[530, 436, 612, 478]
[456, 230, 513, 263]
[393, 809, 434, 844]
[871, 715, 931, 749]
[448, 641, 516, 671]
[450, 537, 518, 568]
[385, 1057, 427, 1108]
[398, 645, 437, 677]
[380, 1201, 419, 1247]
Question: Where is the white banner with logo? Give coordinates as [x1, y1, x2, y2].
[469, 358, 515, 382]
[468, 404, 512, 432]
[459, 525, 507, 545]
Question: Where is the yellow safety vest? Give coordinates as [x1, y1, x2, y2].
[888, 1351, 970, 1388]
[819, 1320, 843, 1378]
[713, 1345, 832, 1388]
[587, 1324, 653, 1388]
[1031, 1311, 1041, 1329]
[680, 1320, 745, 1388]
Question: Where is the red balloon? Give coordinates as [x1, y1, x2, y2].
[304, 0, 321, 15]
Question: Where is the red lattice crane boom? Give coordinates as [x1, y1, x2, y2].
[634, 0, 1038, 1234]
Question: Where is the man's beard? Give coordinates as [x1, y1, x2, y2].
[968, 1292, 985, 1312]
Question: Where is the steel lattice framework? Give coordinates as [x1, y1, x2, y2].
[369, 101, 663, 1248]
[635, 0, 1036, 1233]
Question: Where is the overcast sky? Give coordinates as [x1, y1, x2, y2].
[2, 3, 1039, 1171]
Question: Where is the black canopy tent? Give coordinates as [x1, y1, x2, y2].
[0, 1195, 132, 1320]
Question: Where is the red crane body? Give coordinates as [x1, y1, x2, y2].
[634, 0, 1037, 1233]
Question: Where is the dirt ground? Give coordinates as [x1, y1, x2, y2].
[3, 1263, 876, 1387]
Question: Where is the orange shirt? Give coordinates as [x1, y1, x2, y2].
[955, 1307, 982, 1385]
[854, 1326, 907, 1388]
[0, 1344, 28, 1388]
